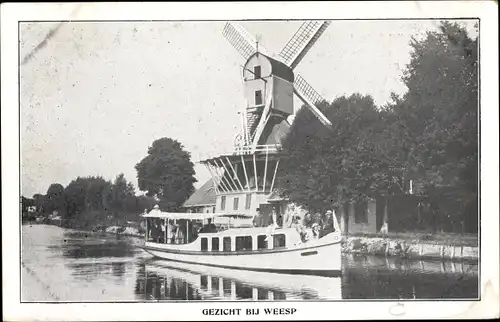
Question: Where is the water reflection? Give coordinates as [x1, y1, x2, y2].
[134, 260, 312, 301]
[341, 254, 478, 299]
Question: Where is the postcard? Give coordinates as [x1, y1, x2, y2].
[1, 1, 498, 320]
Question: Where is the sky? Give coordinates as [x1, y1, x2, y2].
[20, 20, 478, 198]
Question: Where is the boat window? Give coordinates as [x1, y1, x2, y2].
[211, 237, 220, 251]
[274, 290, 287, 300]
[257, 235, 268, 250]
[223, 279, 232, 296]
[235, 282, 253, 299]
[273, 234, 286, 249]
[235, 236, 252, 251]
[258, 288, 268, 300]
[201, 237, 208, 251]
[201, 275, 208, 291]
[211, 276, 219, 290]
[223, 236, 231, 252]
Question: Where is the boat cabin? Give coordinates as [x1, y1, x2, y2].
[142, 207, 309, 252]
[197, 227, 298, 252]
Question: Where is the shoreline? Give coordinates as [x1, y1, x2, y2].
[34, 222, 478, 262]
[342, 235, 478, 263]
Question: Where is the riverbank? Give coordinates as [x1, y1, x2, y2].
[342, 232, 478, 262]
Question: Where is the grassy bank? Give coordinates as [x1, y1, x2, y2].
[49, 210, 145, 237]
[342, 232, 478, 261]
[346, 231, 478, 247]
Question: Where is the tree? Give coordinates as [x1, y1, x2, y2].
[64, 176, 112, 218]
[390, 21, 478, 193]
[109, 173, 136, 214]
[135, 137, 197, 211]
[280, 94, 389, 211]
[45, 183, 66, 214]
[32, 193, 47, 214]
[388, 21, 479, 232]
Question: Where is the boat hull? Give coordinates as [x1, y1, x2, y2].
[139, 235, 341, 277]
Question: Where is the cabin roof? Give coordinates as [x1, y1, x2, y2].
[199, 226, 296, 237]
[182, 178, 216, 208]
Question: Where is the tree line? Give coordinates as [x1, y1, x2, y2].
[22, 174, 158, 226]
[279, 22, 478, 233]
[22, 137, 198, 228]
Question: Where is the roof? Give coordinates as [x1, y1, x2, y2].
[246, 53, 294, 83]
[183, 178, 216, 207]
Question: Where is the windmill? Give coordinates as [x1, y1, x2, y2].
[222, 21, 333, 152]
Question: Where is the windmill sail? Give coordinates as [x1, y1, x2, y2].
[222, 22, 268, 60]
[279, 20, 331, 69]
[293, 74, 332, 127]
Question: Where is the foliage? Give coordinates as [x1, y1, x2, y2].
[45, 183, 66, 214]
[109, 173, 136, 213]
[64, 176, 112, 218]
[279, 22, 478, 230]
[135, 137, 197, 211]
[391, 22, 478, 195]
[280, 94, 390, 211]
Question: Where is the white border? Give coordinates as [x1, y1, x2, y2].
[2, 1, 498, 320]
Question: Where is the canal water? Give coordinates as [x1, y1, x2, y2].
[21, 224, 478, 302]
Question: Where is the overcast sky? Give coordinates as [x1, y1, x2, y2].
[20, 20, 477, 197]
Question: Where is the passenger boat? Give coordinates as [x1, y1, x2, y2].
[138, 207, 342, 277]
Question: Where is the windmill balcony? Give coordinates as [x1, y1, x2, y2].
[196, 144, 281, 163]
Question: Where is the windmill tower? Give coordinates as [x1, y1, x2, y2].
[223, 21, 332, 150]
[200, 21, 332, 220]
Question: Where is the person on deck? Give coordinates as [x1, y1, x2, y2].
[303, 212, 313, 228]
[320, 210, 335, 237]
[199, 218, 217, 234]
[311, 223, 321, 240]
[252, 208, 265, 227]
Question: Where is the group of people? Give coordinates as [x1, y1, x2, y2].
[147, 217, 220, 244]
[252, 207, 337, 243]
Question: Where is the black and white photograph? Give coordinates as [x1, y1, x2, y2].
[2, 2, 498, 321]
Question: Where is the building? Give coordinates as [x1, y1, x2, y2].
[182, 178, 216, 213]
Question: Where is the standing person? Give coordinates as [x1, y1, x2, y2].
[252, 208, 264, 227]
[320, 210, 335, 237]
[269, 208, 279, 228]
[199, 218, 217, 233]
[312, 212, 323, 227]
[303, 212, 313, 228]
[265, 208, 279, 241]
[282, 207, 293, 228]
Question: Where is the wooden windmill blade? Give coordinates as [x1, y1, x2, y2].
[293, 74, 332, 127]
[222, 22, 269, 60]
[279, 20, 331, 69]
